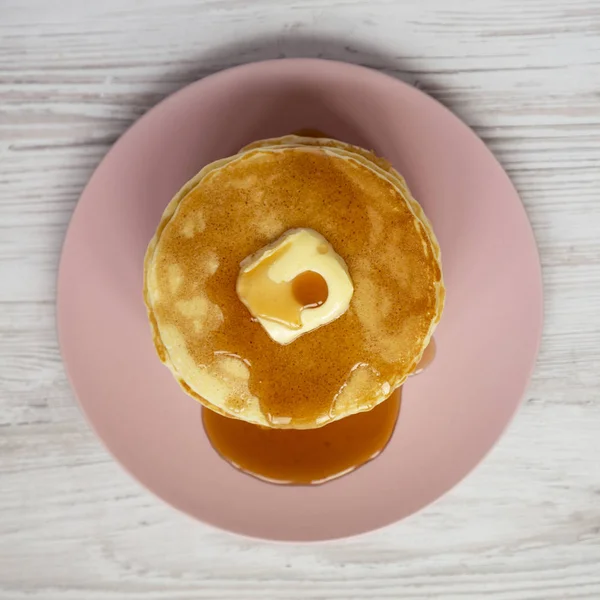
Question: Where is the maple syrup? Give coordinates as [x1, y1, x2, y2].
[292, 270, 328, 308]
[292, 128, 330, 138]
[203, 389, 401, 484]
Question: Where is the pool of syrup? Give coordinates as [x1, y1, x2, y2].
[202, 339, 436, 485]
[292, 270, 328, 308]
[203, 390, 401, 485]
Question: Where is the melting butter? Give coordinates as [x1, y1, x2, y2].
[236, 229, 353, 344]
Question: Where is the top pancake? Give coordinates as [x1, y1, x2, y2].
[144, 136, 444, 429]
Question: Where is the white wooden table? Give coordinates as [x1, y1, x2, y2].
[1, 1, 599, 598]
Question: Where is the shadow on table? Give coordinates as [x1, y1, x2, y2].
[153, 32, 446, 110]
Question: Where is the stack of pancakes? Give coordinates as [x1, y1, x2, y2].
[144, 135, 444, 429]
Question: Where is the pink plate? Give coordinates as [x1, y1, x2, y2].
[58, 59, 543, 541]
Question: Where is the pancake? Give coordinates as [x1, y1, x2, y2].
[144, 137, 444, 429]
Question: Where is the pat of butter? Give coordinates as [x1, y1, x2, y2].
[236, 229, 354, 344]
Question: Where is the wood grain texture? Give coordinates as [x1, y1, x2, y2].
[1, 0, 599, 598]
